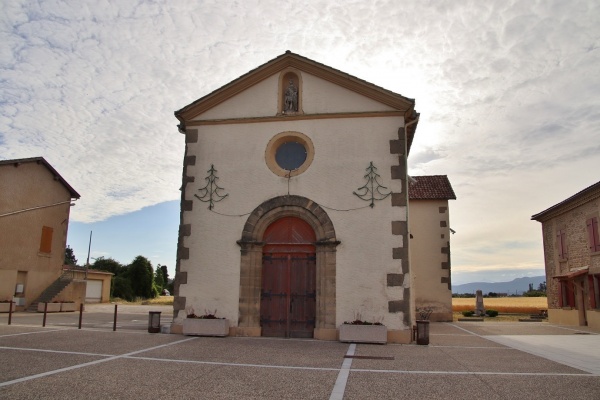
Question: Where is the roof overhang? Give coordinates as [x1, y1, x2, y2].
[553, 267, 588, 280]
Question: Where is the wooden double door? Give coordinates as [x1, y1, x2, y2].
[260, 217, 316, 338]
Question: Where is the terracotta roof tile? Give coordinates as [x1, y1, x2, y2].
[409, 175, 456, 200]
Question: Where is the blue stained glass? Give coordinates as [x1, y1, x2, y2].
[275, 141, 307, 171]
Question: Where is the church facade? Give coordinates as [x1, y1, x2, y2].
[172, 52, 455, 342]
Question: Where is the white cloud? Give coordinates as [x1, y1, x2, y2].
[1, 0, 599, 282]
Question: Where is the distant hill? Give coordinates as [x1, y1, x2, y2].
[452, 276, 546, 295]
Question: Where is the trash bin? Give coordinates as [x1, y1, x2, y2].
[416, 320, 429, 345]
[148, 311, 161, 333]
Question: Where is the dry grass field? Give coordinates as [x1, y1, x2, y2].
[453, 297, 548, 314]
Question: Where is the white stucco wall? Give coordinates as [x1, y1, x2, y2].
[178, 69, 408, 330]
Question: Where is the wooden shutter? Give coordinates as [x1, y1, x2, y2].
[587, 217, 600, 252]
[39, 226, 53, 253]
[589, 275, 597, 310]
[556, 230, 567, 259]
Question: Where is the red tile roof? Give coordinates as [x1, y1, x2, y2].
[409, 175, 456, 200]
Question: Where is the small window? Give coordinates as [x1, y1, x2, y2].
[265, 131, 314, 177]
[39, 226, 53, 254]
[275, 141, 307, 171]
[587, 217, 600, 252]
[556, 229, 568, 259]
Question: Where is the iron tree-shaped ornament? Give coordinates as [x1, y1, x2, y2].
[194, 164, 228, 210]
[353, 162, 392, 208]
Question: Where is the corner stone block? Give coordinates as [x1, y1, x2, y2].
[180, 224, 191, 237]
[389, 140, 404, 155]
[390, 165, 406, 180]
[393, 247, 407, 260]
[185, 130, 199, 143]
[387, 273, 404, 287]
[391, 193, 407, 207]
[173, 296, 186, 311]
[388, 300, 408, 314]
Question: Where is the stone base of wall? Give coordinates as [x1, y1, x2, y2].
[548, 308, 580, 326]
[429, 312, 453, 322]
[232, 326, 261, 337]
[314, 328, 337, 341]
[387, 329, 412, 344]
[170, 323, 183, 334]
[587, 310, 600, 333]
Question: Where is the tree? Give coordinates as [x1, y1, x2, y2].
[154, 267, 165, 293]
[127, 255, 155, 299]
[91, 257, 125, 276]
[64, 246, 78, 266]
[159, 265, 169, 285]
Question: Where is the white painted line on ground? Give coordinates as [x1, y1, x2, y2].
[0, 337, 198, 388]
[129, 356, 340, 371]
[0, 329, 64, 337]
[329, 343, 355, 400]
[0, 346, 113, 357]
[349, 368, 595, 377]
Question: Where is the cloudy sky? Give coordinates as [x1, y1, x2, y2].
[2, 1, 599, 284]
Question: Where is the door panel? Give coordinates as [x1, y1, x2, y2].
[261, 217, 317, 338]
[289, 255, 316, 338]
[260, 253, 316, 338]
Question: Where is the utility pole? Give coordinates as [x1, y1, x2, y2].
[85, 231, 92, 279]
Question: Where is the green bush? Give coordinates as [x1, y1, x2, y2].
[485, 309, 499, 317]
[111, 276, 134, 301]
[462, 310, 475, 317]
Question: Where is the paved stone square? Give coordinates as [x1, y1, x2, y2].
[0, 306, 598, 399]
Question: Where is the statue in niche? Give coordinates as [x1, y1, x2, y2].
[283, 79, 298, 112]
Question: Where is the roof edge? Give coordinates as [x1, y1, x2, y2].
[0, 157, 80, 199]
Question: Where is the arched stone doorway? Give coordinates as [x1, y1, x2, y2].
[237, 195, 339, 339]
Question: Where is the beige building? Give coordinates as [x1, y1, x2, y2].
[409, 176, 456, 321]
[0, 157, 80, 310]
[172, 52, 456, 342]
[532, 180, 600, 331]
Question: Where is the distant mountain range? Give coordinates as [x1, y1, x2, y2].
[452, 276, 546, 295]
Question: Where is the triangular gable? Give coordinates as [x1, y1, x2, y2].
[175, 51, 419, 150]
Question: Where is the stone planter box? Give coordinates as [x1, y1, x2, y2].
[60, 302, 77, 312]
[37, 303, 61, 313]
[0, 302, 14, 313]
[339, 324, 387, 344]
[183, 318, 230, 337]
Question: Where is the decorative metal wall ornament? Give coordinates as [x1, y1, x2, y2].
[353, 162, 392, 208]
[194, 164, 228, 210]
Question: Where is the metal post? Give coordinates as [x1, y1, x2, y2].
[8, 301, 13, 325]
[78, 303, 84, 329]
[113, 304, 117, 331]
[42, 302, 48, 327]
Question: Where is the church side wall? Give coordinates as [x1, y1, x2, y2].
[409, 199, 453, 321]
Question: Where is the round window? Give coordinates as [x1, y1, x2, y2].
[275, 141, 307, 171]
[265, 131, 314, 177]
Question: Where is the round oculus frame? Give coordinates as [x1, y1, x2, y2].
[265, 132, 314, 177]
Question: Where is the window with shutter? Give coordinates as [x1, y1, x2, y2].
[587, 217, 600, 252]
[556, 229, 568, 259]
[39, 226, 53, 254]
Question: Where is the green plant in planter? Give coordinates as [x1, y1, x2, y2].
[343, 312, 383, 325]
[186, 307, 224, 319]
[462, 310, 475, 317]
[416, 307, 433, 321]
